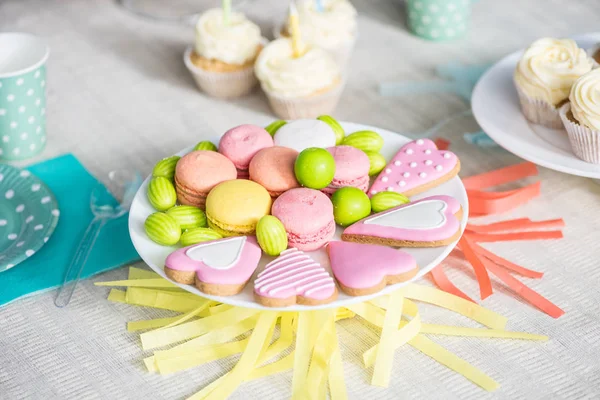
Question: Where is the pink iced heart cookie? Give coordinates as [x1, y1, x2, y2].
[253, 248, 337, 307]
[328, 241, 418, 296]
[342, 195, 463, 247]
[368, 139, 460, 197]
[165, 236, 261, 296]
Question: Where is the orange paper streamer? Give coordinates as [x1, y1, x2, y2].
[466, 231, 563, 243]
[458, 236, 493, 300]
[481, 258, 565, 318]
[467, 182, 541, 216]
[466, 218, 565, 234]
[462, 162, 538, 191]
[433, 138, 450, 150]
[471, 243, 543, 279]
[430, 267, 474, 303]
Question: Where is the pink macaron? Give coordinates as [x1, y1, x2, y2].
[271, 188, 336, 251]
[218, 124, 274, 179]
[322, 145, 370, 196]
[249, 146, 300, 197]
[174, 150, 237, 209]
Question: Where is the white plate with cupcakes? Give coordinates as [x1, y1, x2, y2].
[128, 118, 468, 311]
[472, 33, 600, 178]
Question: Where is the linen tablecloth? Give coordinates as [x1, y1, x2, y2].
[1, 0, 600, 398]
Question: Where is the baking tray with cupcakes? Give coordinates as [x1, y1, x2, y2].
[128, 118, 468, 311]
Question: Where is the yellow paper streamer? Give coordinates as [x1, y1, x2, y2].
[409, 334, 500, 391]
[334, 307, 355, 321]
[305, 310, 337, 399]
[291, 311, 313, 400]
[128, 315, 195, 332]
[107, 289, 126, 303]
[128, 267, 161, 280]
[160, 300, 213, 330]
[157, 339, 249, 375]
[327, 319, 348, 400]
[402, 284, 507, 329]
[141, 307, 259, 350]
[364, 300, 422, 368]
[125, 287, 205, 312]
[420, 324, 548, 341]
[95, 278, 179, 288]
[371, 290, 404, 387]
[192, 311, 278, 400]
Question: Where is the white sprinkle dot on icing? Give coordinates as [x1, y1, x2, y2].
[385, 168, 392, 174]
[387, 187, 395, 192]
[382, 176, 388, 182]
[416, 139, 424, 145]
[410, 162, 417, 168]
[403, 172, 410, 178]
[425, 160, 433, 166]
[405, 148, 414, 155]
[424, 149, 432, 155]
[394, 160, 401, 166]
[399, 181, 406, 187]
[436, 165, 443, 171]
[419, 172, 427, 178]
[444, 153, 452, 159]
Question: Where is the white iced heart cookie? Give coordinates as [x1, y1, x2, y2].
[273, 119, 336, 152]
[186, 236, 246, 269]
[365, 199, 447, 230]
[164, 236, 262, 296]
[342, 195, 463, 248]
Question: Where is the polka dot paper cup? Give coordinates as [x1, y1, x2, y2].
[0, 33, 49, 161]
[407, 0, 473, 41]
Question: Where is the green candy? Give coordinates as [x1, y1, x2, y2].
[152, 156, 180, 180]
[166, 205, 207, 230]
[331, 187, 371, 227]
[317, 115, 345, 145]
[147, 177, 177, 211]
[180, 227, 223, 247]
[145, 212, 181, 246]
[193, 141, 218, 152]
[370, 192, 410, 213]
[294, 147, 336, 190]
[264, 120, 287, 136]
[256, 215, 288, 256]
[364, 151, 387, 176]
[342, 130, 384, 152]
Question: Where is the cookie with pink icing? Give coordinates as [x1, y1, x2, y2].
[165, 236, 261, 296]
[368, 139, 460, 197]
[342, 195, 463, 247]
[328, 241, 418, 296]
[253, 247, 337, 307]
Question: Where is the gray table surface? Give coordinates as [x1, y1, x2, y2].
[2, 0, 600, 399]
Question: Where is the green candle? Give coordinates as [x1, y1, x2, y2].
[223, 0, 231, 25]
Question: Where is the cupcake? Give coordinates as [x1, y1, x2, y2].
[255, 38, 343, 119]
[514, 38, 593, 129]
[184, 8, 264, 98]
[559, 69, 600, 163]
[275, 0, 357, 67]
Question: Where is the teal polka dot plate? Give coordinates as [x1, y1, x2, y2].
[0, 164, 59, 272]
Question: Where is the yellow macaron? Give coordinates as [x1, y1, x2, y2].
[205, 179, 272, 237]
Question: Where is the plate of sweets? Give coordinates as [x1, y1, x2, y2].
[128, 117, 468, 311]
[473, 33, 600, 177]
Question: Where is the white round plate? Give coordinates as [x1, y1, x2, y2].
[129, 122, 468, 311]
[472, 33, 600, 178]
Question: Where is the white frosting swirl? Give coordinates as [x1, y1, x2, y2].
[570, 69, 600, 130]
[195, 8, 262, 65]
[291, 0, 357, 48]
[255, 38, 341, 97]
[514, 38, 593, 106]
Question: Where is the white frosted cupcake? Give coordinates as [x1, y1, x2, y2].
[275, 0, 357, 67]
[184, 8, 264, 98]
[559, 69, 600, 163]
[514, 38, 593, 129]
[255, 38, 343, 119]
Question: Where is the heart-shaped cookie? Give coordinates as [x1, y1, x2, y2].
[342, 195, 463, 247]
[328, 241, 418, 296]
[368, 139, 460, 197]
[253, 248, 337, 307]
[165, 236, 261, 296]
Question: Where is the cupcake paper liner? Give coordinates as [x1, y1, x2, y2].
[184, 47, 258, 99]
[514, 83, 564, 129]
[272, 23, 356, 68]
[262, 82, 344, 120]
[559, 103, 600, 164]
